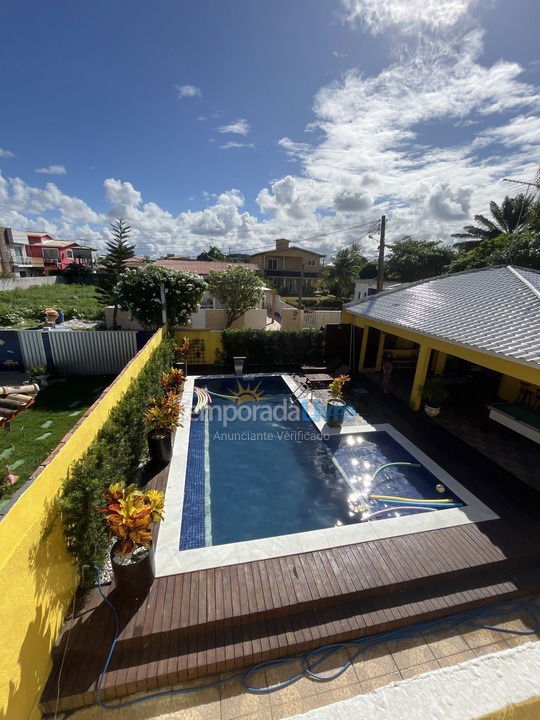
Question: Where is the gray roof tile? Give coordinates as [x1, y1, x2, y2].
[346, 266, 540, 367]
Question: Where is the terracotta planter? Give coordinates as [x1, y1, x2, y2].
[147, 430, 172, 465]
[111, 543, 155, 597]
[326, 398, 347, 427]
[424, 404, 440, 418]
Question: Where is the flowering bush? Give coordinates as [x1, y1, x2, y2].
[114, 265, 207, 329]
[101, 482, 165, 555]
[329, 375, 350, 400]
[144, 391, 183, 434]
[160, 368, 185, 394]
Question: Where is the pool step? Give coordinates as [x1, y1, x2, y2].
[41, 559, 540, 713]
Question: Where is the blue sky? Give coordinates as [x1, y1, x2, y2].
[1, 0, 539, 258]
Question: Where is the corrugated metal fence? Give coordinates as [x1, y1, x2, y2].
[48, 331, 138, 374]
[4, 330, 144, 375]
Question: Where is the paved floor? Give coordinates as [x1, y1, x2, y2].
[52, 604, 540, 720]
[363, 369, 539, 492]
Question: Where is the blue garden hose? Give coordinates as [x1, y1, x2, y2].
[93, 566, 539, 711]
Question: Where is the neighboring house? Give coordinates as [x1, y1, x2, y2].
[250, 238, 325, 294]
[0, 228, 96, 277]
[352, 278, 403, 301]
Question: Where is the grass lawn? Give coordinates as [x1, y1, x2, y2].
[0, 375, 114, 507]
[0, 284, 105, 327]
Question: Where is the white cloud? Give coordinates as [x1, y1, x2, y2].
[340, 0, 482, 35]
[0, 148, 15, 158]
[218, 119, 251, 135]
[219, 141, 255, 150]
[35, 164, 67, 175]
[175, 84, 202, 99]
[427, 183, 472, 220]
[334, 190, 372, 212]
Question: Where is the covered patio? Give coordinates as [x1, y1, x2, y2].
[343, 266, 540, 489]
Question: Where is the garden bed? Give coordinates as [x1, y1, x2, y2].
[0, 375, 114, 506]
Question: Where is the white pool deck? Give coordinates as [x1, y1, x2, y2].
[154, 374, 497, 577]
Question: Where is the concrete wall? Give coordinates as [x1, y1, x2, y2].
[0, 327, 167, 720]
[104, 306, 146, 330]
[281, 307, 303, 329]
[0, 276, 66, 291]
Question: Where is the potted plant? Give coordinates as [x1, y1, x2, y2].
[160, 368, 185, 394]
[327, 375, 350, 428]
[26, 365, 49, 387]
[144, 391, 183, 465]
[173, 336, 191, 373]
[420, 378, 450, 417]
[101, 482, 164, 596]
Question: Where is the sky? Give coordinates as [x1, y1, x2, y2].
[0, 0, 539, 259]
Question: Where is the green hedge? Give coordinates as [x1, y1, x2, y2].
[221, 328, 325, 365]
[57, 335, 173, 571]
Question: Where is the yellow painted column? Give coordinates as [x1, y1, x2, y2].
[375, 332, 386, 371]
[358, 325, 369, 371]
[434, 351, 447, 376]
[409, 343, 432, 411]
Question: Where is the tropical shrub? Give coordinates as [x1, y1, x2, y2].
[58, 334, 173, 570]
[329, 374, 350, 400]
[221, 328, 325, 366]
[420, 379, 450, 407]
[160, 368, 185, 394]
[114, 264, 206, 329]
[144, 391, 183, 434]
[101, 482, 164, 555]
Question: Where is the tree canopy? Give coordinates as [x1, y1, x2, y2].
[197, 246, 226, 262]
[320, 243, 367, 298]
[452, 194, 534, 245]
[97, 218, 135, 328]
[207, 266, 264, 327]
[114, 264, 206, 329]
[385, 237, 456, 282]
[448, 232, 540, 272]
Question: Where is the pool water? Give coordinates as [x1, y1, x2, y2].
[179, 376, 464, 549]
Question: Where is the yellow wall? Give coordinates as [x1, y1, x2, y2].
[174, 329, 224, 364]
[0, 326, 167, 720]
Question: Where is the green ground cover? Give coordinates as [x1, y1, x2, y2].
[0, 284, 105, 327]
[0, 375, 114, 506]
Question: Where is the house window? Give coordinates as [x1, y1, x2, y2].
[66, 250, 73, 259]
[267, 258, 278, 270]
[307, 260, 316, 266]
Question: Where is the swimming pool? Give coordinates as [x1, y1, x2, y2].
[154, 374, 497, 576]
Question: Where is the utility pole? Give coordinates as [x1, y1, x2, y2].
[376, 214, 386, 293]
[298, 264, 305, 309]
[159, 282, 168, 325]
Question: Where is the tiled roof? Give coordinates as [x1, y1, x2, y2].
[156, 259, 260, 275]
[346, 266, 540, 367]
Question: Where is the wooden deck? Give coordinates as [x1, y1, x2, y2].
[41, 383, 540, 713]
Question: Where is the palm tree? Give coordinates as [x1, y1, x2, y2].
[321, 243, 367, 298]
[452, 194, 533, 244]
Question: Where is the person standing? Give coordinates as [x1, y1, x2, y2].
[382, 355, 393, 394]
